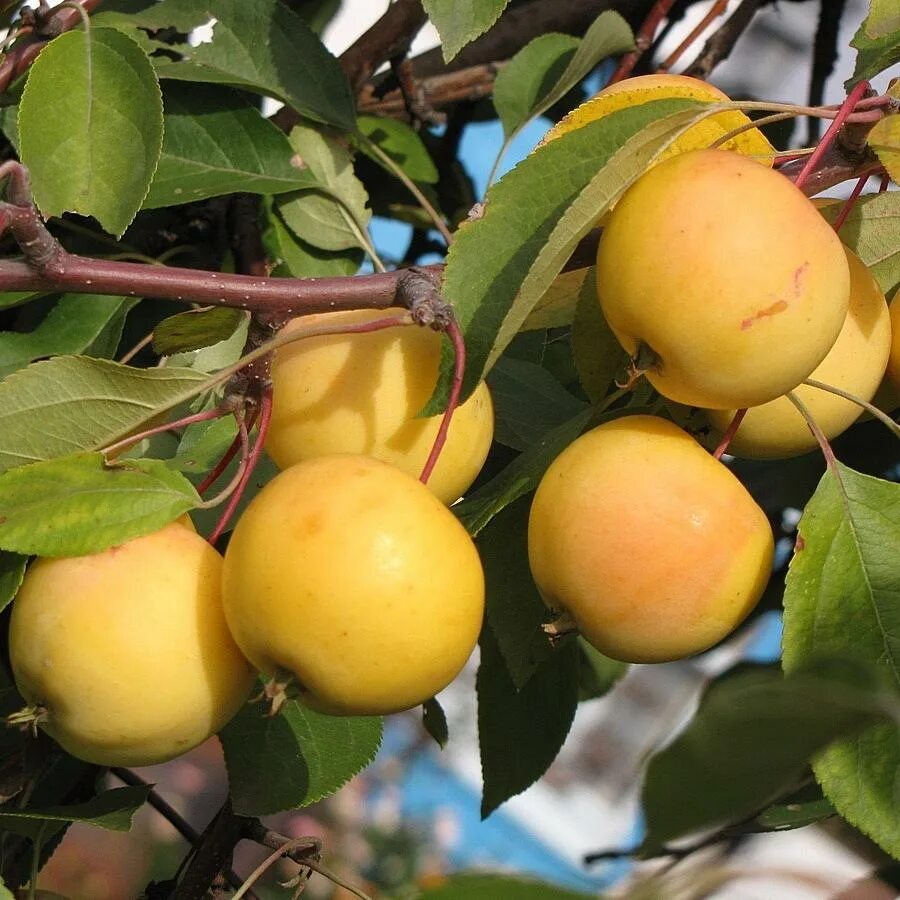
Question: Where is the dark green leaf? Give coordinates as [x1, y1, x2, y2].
[0, 785, 150, 833]
[478, 624, 579, 817]
[263, 204, 362, 277]
[144, 83, 318, 209]
[752, 796, 835, 832]
[92, 0, 210, 31]
[357, 115, 438, 184]
[488, 357, 588, 452]
[0, 295, 137, 378]
[423, 0, 511, 62]
[19, 28, 164, 236]
[641, 659, 890, 849]
[221, 698, 382, 816]
[153, 307, 246, 356]
[422, 698, 449, 749]
[417, 874, 596, 899]
[154, 0, 356, 131]
[0, 357, 209, 475]
[0, 551, 26, 614]
[783, 465, 900, 858]
[0, 453, 199, 556]
[426, 100, 706, 413]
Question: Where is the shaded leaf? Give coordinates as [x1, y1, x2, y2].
[417, 874, 596, 899]
[221, 698, 382, 816]
[642, 659, 891, 849]
[478, 624, 579, 816]
[357, 115, 438, 184]
[571, 266, 625, 402]
[154, 0, 355, 131]
[0, 295, 137, 378]
[144, 83, 318, 209]
[422, 698, 449, 749]
[0, 357, 209, 474]
[578, 639, 627, 702]
[0, 453, 199, 557]
[153, 307, 246, 356]
[423, 0, 511, 63]
[19, 28, 163, 236]
[263, 203, 362, 277]
[0, 551, 26, 614]
[783, 465, 900, 858]
[521, 267, 589, 331]
[91, 0, 211, 32]
[848, 5, 900, 85]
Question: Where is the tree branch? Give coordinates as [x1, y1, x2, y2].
[806, 0, 849, 146]
[683, 0, 768, 79]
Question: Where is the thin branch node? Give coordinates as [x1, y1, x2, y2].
[396, 267, 454, 330]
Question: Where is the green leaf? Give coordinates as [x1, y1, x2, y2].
[0, 294, 137, 378]
[422, 698, 449, 749]
[0, 453, 199, 556]
[263, 203, 362, 277]
[783, 465, 900, 858]
[154, 0, 356, 131]
[169, 415, 238, 474]
[455, 407, 594, 537]
[144, 83, 318, 209]
[478, 623, 579, 816]
[19, 27, 163, 237]
[477, 497, 556, 690]
[578, 639, 627, 702]
[641, 659, 890, 849]
[423, 0, 511, 63]
[0, 877, 12, 900]
[92, 0, 211, 32]
[819, 192, 900, 297]
[521, 268, 589, 332]
[0, 785, 150, 835]
[0, 357, 209, 475]
[417, 874, 596, 899]
[493, 34, 579, 139]
[221, 698, 382, 816]
[276, 124, 372, 252]
[357, 115, 438, 184]
[848, 3, 900, 85]
[427, 99, 706, 413]
[488, 357, 587, 452]
[152, 307, 246, 356]
[0, 551, 26, 614]
[751, 783, 835, 833]
[571, 266, 626, 402]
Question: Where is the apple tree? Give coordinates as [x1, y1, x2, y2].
[0, 0, 898, 896]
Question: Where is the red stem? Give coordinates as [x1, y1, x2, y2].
[832, 174, 870, 232]
[419, 319, 466, 487]
[712, 408, 747, 460]
[208, 396, 270, 545]
[196, 408, 259, 495]
[608, 0, 678, 85]
[879, 174, 890, 193]
[103, 406, 226, 457]
[657, 0, 728, 74]
[792, 81, 870, 193]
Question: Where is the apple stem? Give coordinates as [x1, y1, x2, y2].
[832, 174, 870, 232]
[879, 173, 890, 193]
[207, 386, 273, 545]
[712, 408, 747, 459]
[196, 407, 260, 495]
[197, 413, 252, 511]
[792, 80, 870, 193]
[608, 0, 678, 85]
[656, 0, 729, 74]
[786, 390, 838, 470]
[100, 405, 228, 460]
[802, 378, 900, 441]
[419, 317, 466, 489]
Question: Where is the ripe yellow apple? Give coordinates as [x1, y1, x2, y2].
[266, 309, 494, 505]
[706, 248, 891, 457]
[9, 522, 254, 766]
[541, 73, 774, 164]
[887, 296, 900, 395]
[596, 149, 850, 409]
[222, 455, 485, 716]
[528, 415, 773, 663]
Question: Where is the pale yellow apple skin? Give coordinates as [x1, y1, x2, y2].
[887, 295, 900, 395]
[222, 455, 485, 716]
[266, 309, 494, 505]
[9, 522, 255, 767]
[596, 149, 850, 409]
[706, 248, 891, 458]
[528, 416, 773, 663]
[541, 73, 775, 164]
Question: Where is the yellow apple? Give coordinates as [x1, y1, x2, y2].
[596, 149, 850, 409]
[9, 521, 254, 766]
[886, 295, 900, 395]
[706, 248, 891, 457]
[541, 73, 774, 164]
[266, 308, 494, 505]
[222, 455, 485, 716]
[528, 415, 773, 663]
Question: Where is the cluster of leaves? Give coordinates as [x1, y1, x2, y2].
[0, 0, 898, 895]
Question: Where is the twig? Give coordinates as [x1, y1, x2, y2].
[609, 0, 679, 84]
[197, 412, 252, 511]
[118, 331, 155, 365]
[806, 0, 848, 146]
[657, 0, 728, 73]
[803, 378, 900, 441]
[684, 0, 765, 79]
[831, 173, 869, 232]
[101, 407, 228, 459]
[786, 391, 838, 470]
[712, 408, 747, 459]
[196, 408, 260, 495]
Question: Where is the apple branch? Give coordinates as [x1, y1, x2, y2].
[608, 0, 679, 85]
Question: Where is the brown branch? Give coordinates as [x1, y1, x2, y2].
[0, 0, 102, 94]
[608, 0, 678, 84]
[683, 0, 767, 80]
